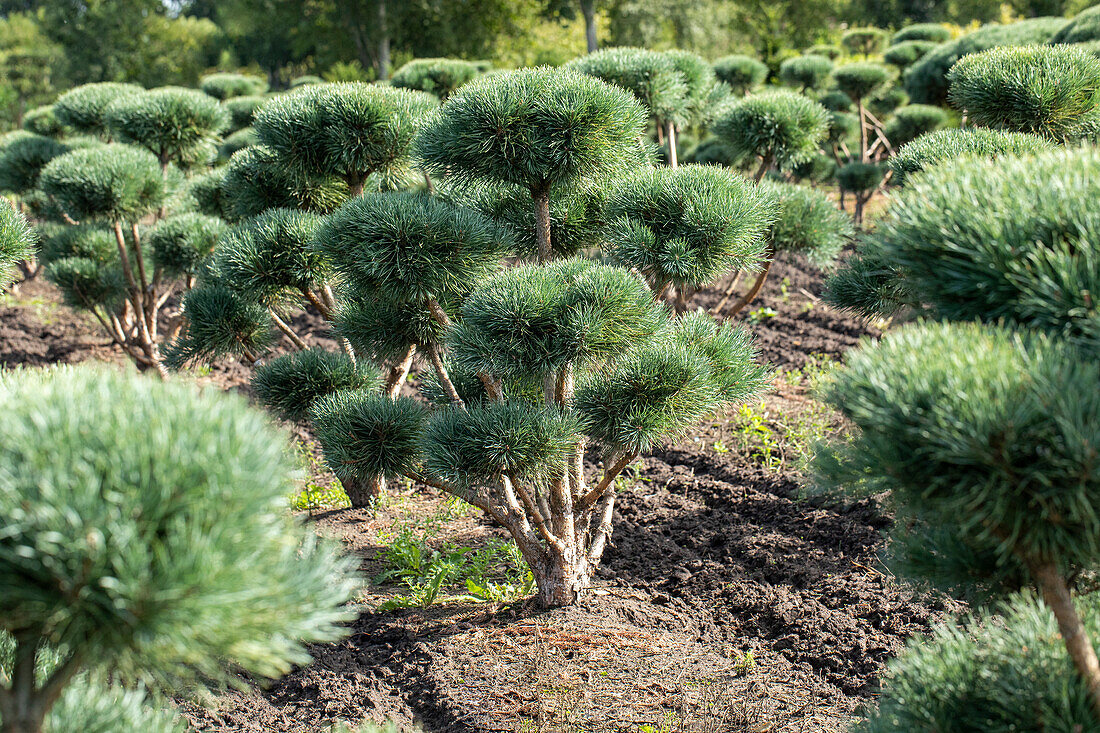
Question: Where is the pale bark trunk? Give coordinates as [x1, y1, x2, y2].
[667, 121, 678, 168]
[377, 0, 391, 81]
[1030, 561, 1100, 720]
[858, 99, 868, 163]
[725, 244, 775, 317]
[533, 189, 553, 263]
[581, 0, 598, 53]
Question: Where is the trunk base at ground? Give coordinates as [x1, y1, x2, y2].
[343, 474, 385, 507]
[534, 552, 594, 607]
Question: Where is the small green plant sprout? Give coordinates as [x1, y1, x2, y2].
[21, 106, 66, 138]
[146, 212, 227, 285]
[841, 27, 889, 57]
[310, 258, 768, 607]
[603, 164, 774, 312]
[818, 322, 1100, 718]
[0, 367, 360, 733]
[220, 145, 349, 221]
[389, 58, 480, 100]
[779, 55, 835, 92]
[415, 66, 647, 262]
[39, 144, 171, 376]
[199, 71, 268, 100]
[710, 90, 830, 180]
[882, 104, 947, 148]
[892, 23, 951, 44]
[947, 45, 1100, 142]
[0, 206, 33, 289]
[253, 82, 438, 197]
[830, 63, 892, 162]
[888, 127, 1053, 185]
[104, 87, 229, 175]
[0, 133, 70, 197]
[52, 82, 142, 138]
[835, 161, 884, 227]
[223, 95, 265, 132]
[882, 40, 938, 70]
[712, 55, 768, 96]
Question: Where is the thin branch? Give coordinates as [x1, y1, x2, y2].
[268, 308, 309, 350]
[576, 452, 636, 515]
[385, 344, 417, 398]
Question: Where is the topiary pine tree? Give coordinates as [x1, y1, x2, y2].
[888, 127, 1053, 185]
[712, 55, 768, 96]
[199, 72, 268, 101]
[0, 206, 33, 289]
[223, 95, 265, 133]
[835, 160, 883, 226]
[710, 90, 830, 180]
[831, 62, 892, 162]
[779, 55, 835, 92]
[947, 44, 1100, 142]
[21, 105, 66, 138]
[662, 49, 722, 166]
[52, 83, 142, 139]
[389, 58, 480, 100]
[220, 145, 349, 221]
[38, 144, 170, 376]
[146, 212, 226, 285]
[841, 27, 889, 58]
[0, 367, 359, 733]
[892, 22, 950, 44]
[882, 104, 947, 147]
[415, 67, 648, 262]
[882, 40, 938, 70]
[0, 133, 70, 198]
[104, 87, 230, 175]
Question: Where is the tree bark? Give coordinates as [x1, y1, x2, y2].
[532, 188, 553, 263]
[667, 121, 678, 168]
[857, 99, 868, 163]
[580, 0, 598, 53]
[753, 154, 772, 182]
[341, 473, 384, 508]
[1030, 561, 1100, 720]
[724, 244, 775, 318]
[377, 0, 391, 81]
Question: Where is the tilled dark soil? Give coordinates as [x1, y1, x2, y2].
[5, 252, 938, 732]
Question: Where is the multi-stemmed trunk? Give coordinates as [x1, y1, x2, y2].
[532, 185, 553, 263]
[110, 220, 168, 378]
[0, 633, 81, 733]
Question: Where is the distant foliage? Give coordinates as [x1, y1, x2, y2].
[711, 90, 830, 173]
[200, 72, 269, 100]
[712, 55, 768, 95]
[889, 127, 1054, 183]
[1052, 3, 1100, 44]
[53, 82, 142, 137]
[389, 58, 480, 99]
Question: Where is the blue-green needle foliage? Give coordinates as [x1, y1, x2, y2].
[53, 82, 142, 137]
[315, 192, 509, 300]
[889, 127, 1053, 184]
[0, 367, 360, 695]
[254, 82, 437, 190]
[166, 280, 275, 367]
[819, 90, 854, 111]
[893, 23, 951, 43]
[38, 225, 115, 266]
[104, 87, 229, 166]
[215, 207, 325, 305]
[842, 27, 889, 56]
[219, 127, 257, 162]
[859, 593, 1100, 732]
[39, 144, 166, 222]
[0, 132, 69, 194]
[224, 95, 265, 132]
[291, 75, 325, 88]
[335, 293, 450, 363]
[1056, 4, 1100, 44]
[947, 45, 1100, 141]
[603, 165, 774, 289]
[0, 206, 33, 288]
[779, 55, 835, 92]
[883, 40, 938, 69]
[253, 349, 381, 421]
[22, 105, 67, 137]
[147, 212, 226, 279]
[310, 392, 428, 483]
[759, 180, 852, 268]
[221, 145, 349, 220]
[576, 313, 769, 454]
[883, 104, 947, 147]
[831, 63, 892, 101]
[450, 258, 666, 380]
[390, 58, 480, 100]
[823, 244, 911, 319]
[199, 72, 268, 100]
[664, 49, 722, 125]
[565, 47, 688, 124]
[186, 167, 229, 219]
[835, 161, 884, 193]
[415, 67, 648, 197]
[713, 55, 768, 96]
[870, 148, 1100, 346]
[819, 322, 1100, 593]
[46, 256, 126, 310]
[868, 86, 908, 117]
[711, 90, 830, 171]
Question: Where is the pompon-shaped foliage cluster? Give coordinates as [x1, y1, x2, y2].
[779, 55, 834, 91]
[711, 90, 830, 170]
[758, 180, 852, 267]
[841, 27, 889, 56]
[835, 161, 883, 193]
[104, 87, 229, 164]
[0, 132, 70, 194]
[947, 45, 1100, 141]
[214, 207, 325, 304]
[906, 17, 1069, 105]
[334, 294, 450, 363]
[868, 86, 908, 117]
[290, 75, 324, 88]
[38, 224, 114, 266]
[415, 67, 648, 195]
[664, 49, 720, 124]
[458, 181, 604, 259]
[221, 145, 348, 220]
[564, 47, 688, 122]
[807, 44, 842, 60]
[859, 593, 1100, 732]
[0, 206, 34, 288]
[253, 83, 437, 185]
[147, 212, 226, 279]
[23, 105, 67, 137]
[883, 40, 938, 69]
[712, 54, 768, 95]
[39, 144, 165, 221]
[892, 22, 951, 43]
[310, 392, 428, 483]
[224, 95, 265, 131]
[831, 62, 891, 101]
[883, 104, 947, 146]
[0, 367, 359, 685]
[823, 246, 910, 319]
[576, 313, 769, 454]
[449, 258, 666, 380]
[888, 127, 1053, 184]
[818, 321, 1100, 575]
[219, 127, 257, 161]
[199, 72, 268, 100]
[865, 148, 1100, 345]
[186, 167, 229, 218]
[1053, 3, 1100, 43]
[253, 349, 381, 421]
[166, 281, 274, 366]
[47, 256, 126, 309]
[819, 90, 853, 111]
[53, 82, 142, 136]
[316, 192, 508, 300]
[603, 164, 774, 288]
[389, 57, 480, 99]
